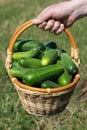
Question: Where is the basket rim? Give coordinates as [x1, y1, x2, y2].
[10, 73, 80, 93]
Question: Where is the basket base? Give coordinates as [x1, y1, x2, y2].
[23, 101, 69, 116]
[15, 84, 75, 116]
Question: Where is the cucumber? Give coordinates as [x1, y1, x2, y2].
[41, 49, 58, 66]
[14, 39, 45, 52]
[12, 60, 21, 68]
[9, 66, 35, 78]
[58, 71, 72, 86]
[13, 47, 40, 60]
[9, 67, 28, 78]
[18, 57, 42, 68]
[61, 53, 78, 74]
[41, 80, 60, 88]
[23, 63, 64, 86]
[13, 39, 32, 52]
[45, 41, 57, 49]
[56, 48, 66, 57]
[10, 63, 64, 86]
[43, 47, 51, 54]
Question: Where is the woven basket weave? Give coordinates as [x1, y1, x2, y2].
[5, 20, 80, 116]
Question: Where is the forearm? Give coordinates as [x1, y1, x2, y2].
[71, 0, 87, 19]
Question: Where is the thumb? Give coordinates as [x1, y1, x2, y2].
[33, 17, 43, 25]
[33, 11, 53, 25]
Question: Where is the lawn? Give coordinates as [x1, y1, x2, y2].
[0, 0, 87, 130]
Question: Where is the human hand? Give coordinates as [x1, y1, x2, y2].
[33, 0, 87, 34]
[33, 1, 75, 34]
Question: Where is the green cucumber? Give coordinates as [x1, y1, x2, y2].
[9, 62, 64, 86]
[14, 39, 45, 52]
[12, 60, 21, 68]
[43, 47, 51, 54]
[13, 47, 40, 60]
[58, 71, 72, 86]
[23, 63, 64, 86]
[41, 49, 58, 66]
[56, 48, 66, 57]
[9, 66, 35, 78]
[61, 53, 78, 74]
[9, 67, 28, 78]
[41, 80, 60, 88]
[45, 41, 57, 49]
[18, 57, 42, 68]
[13, 39, 32, 52]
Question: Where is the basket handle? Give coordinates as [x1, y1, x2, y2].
[6, 20, 80, 68]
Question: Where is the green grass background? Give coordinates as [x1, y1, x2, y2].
[0, 0, 87, 130]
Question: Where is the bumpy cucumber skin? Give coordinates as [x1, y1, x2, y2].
[14, 39, 45, 52]
[18, 58, 42, 68]
[41, 80, 59, 88]
[23, 63, 64, 86]
[61, 53, 78, 74]
[41, 49, 58, 66]
[13, 48, 40, 60]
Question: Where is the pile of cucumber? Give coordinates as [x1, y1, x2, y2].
[9, 39, 78, 88]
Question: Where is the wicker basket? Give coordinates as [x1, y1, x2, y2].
[5, 20, 80, 116]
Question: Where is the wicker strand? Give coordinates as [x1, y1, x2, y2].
[5, 49, 12, 69]
[71, 47, 80, 67]
[71, 47, 74, 58]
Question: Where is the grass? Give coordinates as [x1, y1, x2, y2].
[0, 0, 87, 130]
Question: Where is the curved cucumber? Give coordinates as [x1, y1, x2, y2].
[61, 53, 78, 74]
[9, 63, 64, 86]
[41, 49, 58, 66]
[23, 63, 64, 86]
[18, 58, 42, 68]
[13, 48, 40, 60]
[14, 39, 45, 52]
[41, 80, 59, 88]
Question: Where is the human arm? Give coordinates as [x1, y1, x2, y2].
[33, 0, 87, 34]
